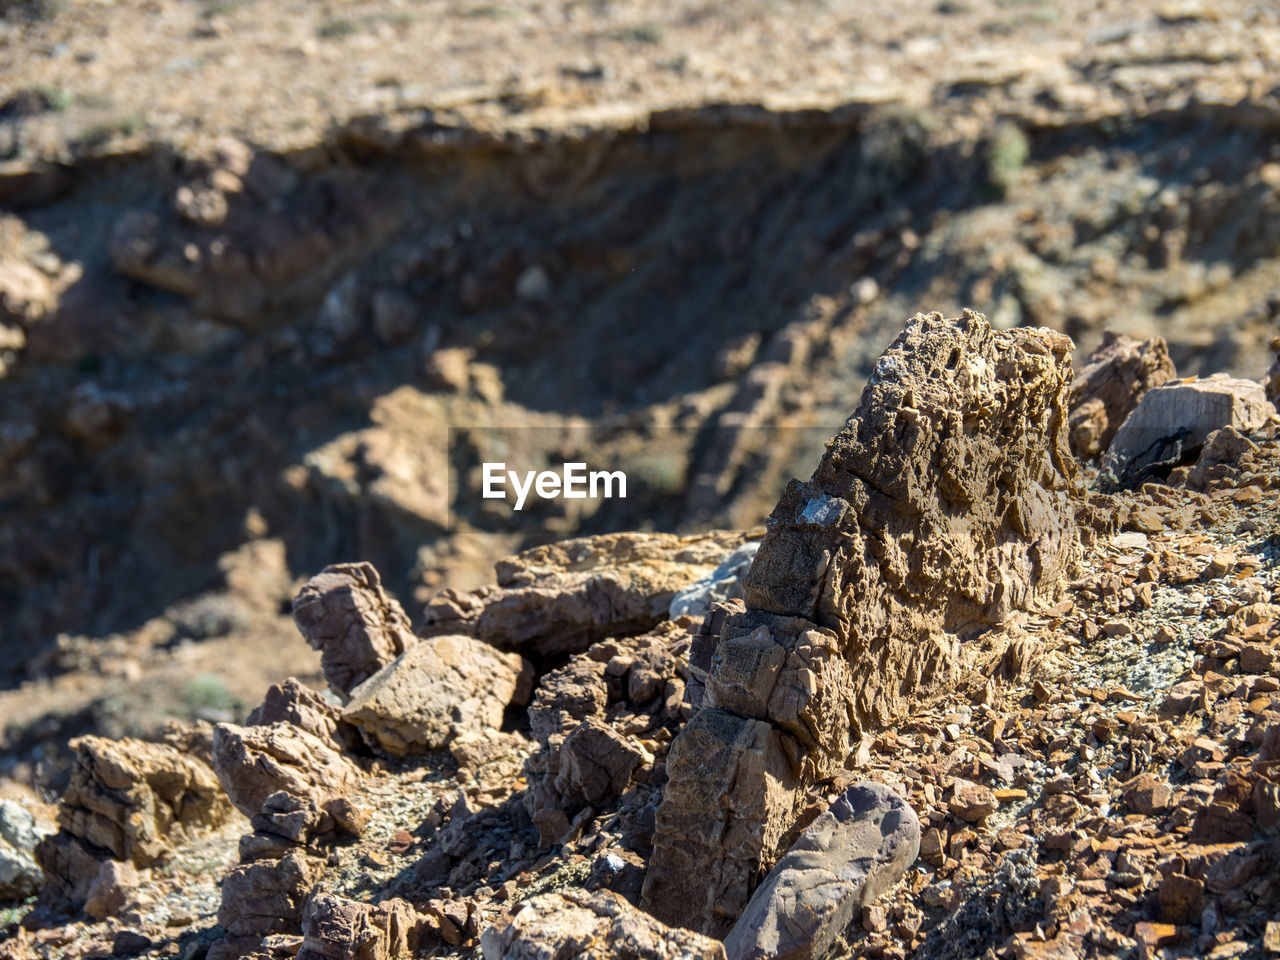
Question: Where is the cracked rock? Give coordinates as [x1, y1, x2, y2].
[35, 736, 231, 907]
[722, 782, 920, 960]
[645, 311, 1080, 935]
[1103, 373, 1277, 486]
[292, 562, 418, 698]
[421, 531, 751, 657]
[1067, 331, 1176, 460]
[296, 892, 435, 960]
[341, 634, 532, 757]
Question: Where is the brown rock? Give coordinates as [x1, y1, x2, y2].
[341, 635, 532, 757]
[1157, 872, 1204, 924]
[218, 848, 317, 937]
[553, 719, 647, 808]
[480, 889, 725, 960]
[35, 736, 231, 907]
[721, 782, 920, 960]
[82, 860, 140, 922]
[212, 721, 363, 834]
[248, 676, 360, 752]
[1122, 773, 1173, 815]
[950, 785, 998, 823]
[296, 892, 434, 960]
[421, 531, 751, 657]
[292, 562, 418, 698]
[645, 312, 1080, 935]
[1068, 331, 1176, 460]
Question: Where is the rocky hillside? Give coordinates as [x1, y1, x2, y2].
[1, 310, 1278, 960]
[4, 0, 1280, 795]
[2, 0, 1280, 957]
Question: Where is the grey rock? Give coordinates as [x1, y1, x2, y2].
[723, 782, 920, 960]
[1103, 373, 1277, 486]
[0, 799, 46, 901]
[668, 541, 760, 621]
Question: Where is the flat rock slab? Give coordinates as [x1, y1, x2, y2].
[1104, 373, 1277, 485]
[722, 782, 920, 960]
[342, 635, 533, 757]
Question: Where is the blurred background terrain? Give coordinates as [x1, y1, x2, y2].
[1, 0, 1279, 794]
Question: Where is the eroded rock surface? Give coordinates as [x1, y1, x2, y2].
[292, 562, 418, 698]
[35, 736, 231, 907]
[722, 782, 921, 960]
[341, 635, 532, 757]
[421, 531, 750, 657]
[480, 889, 726, 960]
[1067, 331, 1176, 460]
[522, 621, 689, 847]
[211, 721, 364, 835]
[644, 311, 1080, 934]
[296, 892, 434, 960]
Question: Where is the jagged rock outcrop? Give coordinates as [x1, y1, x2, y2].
[34, 736, 231, 908]
[296, 892, 435, 960]
[1067, 331, 1176, 460]
[421, 531, 751, 657]
[722, 782, 921, 960]
[217, 848, 317, 939]
[211, 681, 370, 953]
[643, 311, 1080, 935]
[211, 721, 364, 838]
[1103, 373, 1278, 487]
[292, 562, 418, 698]
[522, 621, 689, 846]
[248, 676, 362, 753]
[480, 889, 726, 960]
[341, 635, 532, 757]
[0, 800, 46, 901]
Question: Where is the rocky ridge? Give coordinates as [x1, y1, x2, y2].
[1, 311, 1278, 960]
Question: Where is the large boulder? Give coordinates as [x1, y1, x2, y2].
[480, 889, 725, 960]
[421, 531, 752, 658]
[722, 782, 920, 960]
[643, 311, 1080, 935]
[292, 562, 418, 698]
[341, 635, 532, 757]
[1067, 331, 1176, 460]
[1103, 373, 1278, 487]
